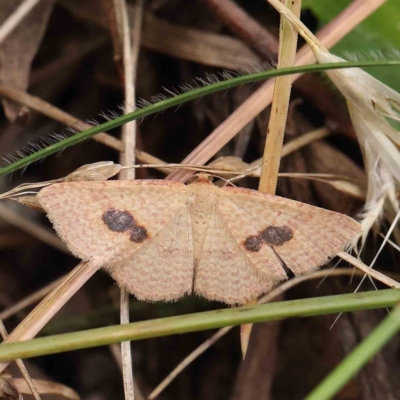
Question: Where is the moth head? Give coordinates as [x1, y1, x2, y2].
[186, 173, 214, 185]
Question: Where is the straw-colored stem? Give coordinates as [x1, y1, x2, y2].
[338, 252, 400, 289]
[259, 0, 301, 193]
[0, 0, 40, 44]
[114, 0, 144, 398]
[240, 0, 301, 358]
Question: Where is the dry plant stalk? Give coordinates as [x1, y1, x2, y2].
[259, 0, 300, 193]
[240, 0, 301, 358]
[0, 0, 41, 44]
[113, 0, 144, 397]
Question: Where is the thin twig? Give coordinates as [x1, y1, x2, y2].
[0, 0, 40, 44]
[259, 0, 300, 196]
[249, 127, 330, 165]
[239, 0, 301, 358]
[338, 252, 400, 289]
[200, 0, 278, 59]
[109, 344, 145, 400]
[114, 0, 144, 398]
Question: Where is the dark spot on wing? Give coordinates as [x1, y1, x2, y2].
[130, 225, 148, 243]
[244, 235, 263, 252]
[102, 208, 149, 242]
[261, 225, 293, 246]
[103, 209, 135, 232]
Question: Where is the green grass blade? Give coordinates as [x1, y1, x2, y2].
[305, 300, 400, 400]
[0, 60, 399, 177]
[0, 289, 399, 362]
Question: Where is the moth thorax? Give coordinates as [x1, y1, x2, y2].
[189, 184, 217, 263]
[186, 173, 213, 185]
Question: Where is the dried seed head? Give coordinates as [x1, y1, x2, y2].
[65, 161, 121, 182]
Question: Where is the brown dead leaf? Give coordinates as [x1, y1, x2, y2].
[60, 0, 261, 70]
[0, 0, 54, 123]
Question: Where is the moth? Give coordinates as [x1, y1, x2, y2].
[37, 173, 361, 305]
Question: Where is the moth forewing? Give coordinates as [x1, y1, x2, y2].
[219, 185, 361, 276]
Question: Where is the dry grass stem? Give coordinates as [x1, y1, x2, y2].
[114, 0, 144, 397]
[277, 172, 366, 200]
[280, 127, 330, 157]
[109, 344, 146, 400]
[165, 0, 378, 183]
[248, 127, 331, 168]
[338, 252, 400, 289]
[258, 0, 300, 193]
[0, 0, 40, 44]
[200, 0, 278, 59]
[240, 0, 300, 356]
[0, 261, 99, 373]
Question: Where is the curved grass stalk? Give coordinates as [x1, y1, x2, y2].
[0, 289, 398, 362]
[0, 60, 398, 177]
